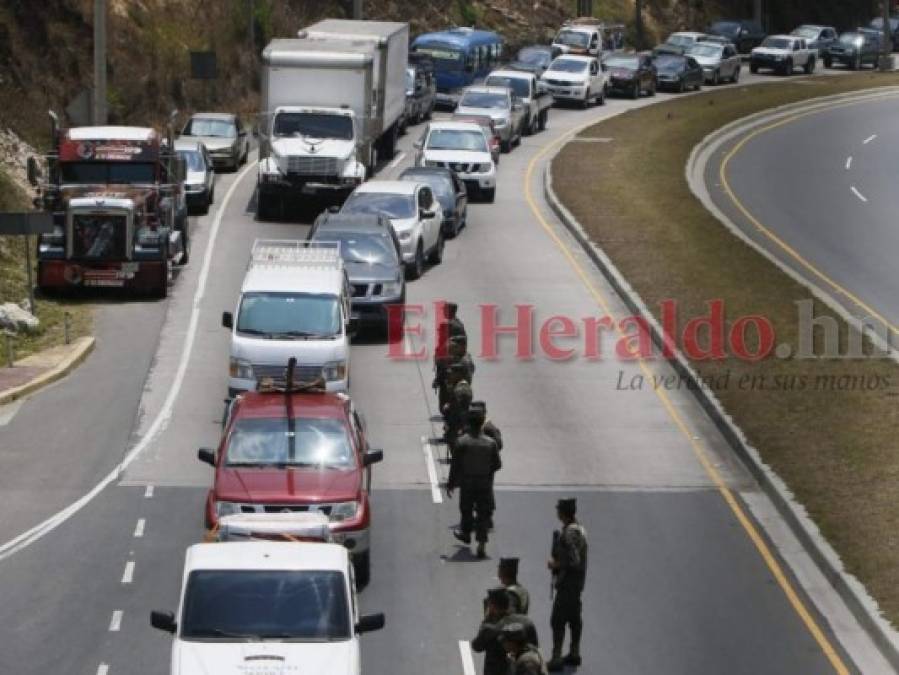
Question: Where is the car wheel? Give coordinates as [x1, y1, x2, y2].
[712, 69, 720, 85]
[854, 55, 862, 70]
[783, 58, 793, 75]
[631, 81, 640, 99]
[823, 55, 832, 68]
[482, 187, 496, 203]
[180, 223, 191, 265]
[804, 56, 815, 74]
[200, 194, 210, 216]
[354, 552, 371, 588]
[406, 242, 424, 280]
[732, 66, 740, 83]
[750, 62, 758, 74]
[257, 191, 275, 221]
[428, 232, 444, 264]
[597, 90, 605, 106]
[500, 139, 511, 153]
[540, 109, 549, 129]
[648, 79, 656, 96]
[581, 91, 591, 109]
[678, 79, 686, 93]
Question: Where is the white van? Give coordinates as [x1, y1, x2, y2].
[224, 240, 352, 394]
[151, 542, 385, 674]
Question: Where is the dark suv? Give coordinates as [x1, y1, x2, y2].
[707, 19, 766, 54]
[828, 31, 881, 70]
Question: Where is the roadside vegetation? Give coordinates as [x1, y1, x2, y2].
[553, 71, 899, 625]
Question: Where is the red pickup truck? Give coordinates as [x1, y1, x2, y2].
[199, 372, 383, 584]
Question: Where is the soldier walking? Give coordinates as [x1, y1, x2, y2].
[470, 400, 502, 450]
[498, 557, 529, 615]
[547, 498, 588, 671]
[442, 363, 472, 452]
[472, 588, 538, 675]
[447, 404, 500, 558]
[500, 623, 548, 675]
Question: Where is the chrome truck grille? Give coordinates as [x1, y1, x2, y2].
[253, 363, 323, 383]
[286, 156, 340, 176]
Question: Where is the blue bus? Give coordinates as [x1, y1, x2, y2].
[410, 28, 504, 108]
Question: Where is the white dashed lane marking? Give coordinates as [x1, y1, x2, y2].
[133, 518, 145, 538]
[845, 156, 852, 170]
[96, 665, 109, 675]
[144, 485, 154, 498]
[108, 610, 123, 632]
[863, 134, 877, 144]
[850, 186, 868, 203]
[121, 561, 135, 584]
[459, 640, 476, 675]
[421, 436, 443, 504]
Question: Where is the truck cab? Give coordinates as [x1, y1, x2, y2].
[30, 118, 188, 298]
[485, 69, 553, 134]
[553, 22, 603, 57]
[151, 542, 385, 674]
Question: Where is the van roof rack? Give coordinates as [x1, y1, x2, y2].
[249, 239, 342, 270]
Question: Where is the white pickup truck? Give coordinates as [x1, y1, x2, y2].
[484, 69, 553, 134]
[750, 35, 816, 75]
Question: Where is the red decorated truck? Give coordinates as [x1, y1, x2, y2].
[27, 112, 189, 298]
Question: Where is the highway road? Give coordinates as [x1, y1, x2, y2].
[0, 67, 888, 675]
[708, 90, 899, 340]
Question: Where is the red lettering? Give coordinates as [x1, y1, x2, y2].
[583, 315, 614, 360]
[730, 315, 775, 362]
[539, 315, 578, 361]
[480, 304, 534, 360]
[616, 316, 653, 360]
[387, 304, 427, 360]
[659, 299, 678, 358]
[682, 300, 726, 360]
[433, 300, 449, 358]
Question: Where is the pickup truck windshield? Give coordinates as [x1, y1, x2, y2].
[426, 129, 488, 153]
[485, 76, 529, 98]
[226, 416, 355, 468]
[237, 292, 341, 339]
[343, 192, 415, 219]
[547, 59, 589, 73]
[459, 92, 508, 109]
[556, 30, 590, 48]
[761, 37, 792, 49]
[60, 162, 156, 184]
[181, 570, 351, 641]
[274, 113, 354, 141]
[183, 118, 237, 138]
[792, 27, 820, 40]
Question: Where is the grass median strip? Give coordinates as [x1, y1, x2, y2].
[553, 72, 899, 625]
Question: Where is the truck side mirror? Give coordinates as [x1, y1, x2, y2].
[198, 448, 216, 466]
[26, 156, 41, 186]
[363, 449, 384, 467]
[222, 311, 233, 329]
[356, 613, 386, 634]
[150, 610, 177, 634]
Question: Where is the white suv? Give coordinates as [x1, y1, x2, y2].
[151, 541, 385, 674]
[414, 121, 498, 203]
[341, 180, 444, 280]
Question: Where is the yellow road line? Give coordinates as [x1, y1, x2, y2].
[719, 93, 899, 338]
[524, 115, 850, 674]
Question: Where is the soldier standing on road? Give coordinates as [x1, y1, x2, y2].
[449, 334, 476, 383]
[447, 404, 500, 558]
[436, 301, 466, 352]
[547, 498, 588, 671]
[442, 363, 473, 452]
[498, 557, 529, 615]
[469, 400, 502, 450]
[472, 588, 539, 675]
[500, 623, 548, 675]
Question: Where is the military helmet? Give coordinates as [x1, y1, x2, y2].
[556, 498, 577, 517]
[486, 586, 511, 610]
[498, 557, 519, 577]
[444, 301, 458, 317]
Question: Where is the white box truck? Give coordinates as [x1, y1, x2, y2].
[256, 22, 408, 220]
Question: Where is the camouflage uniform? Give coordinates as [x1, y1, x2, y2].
[474, 589, 538, 675]
[549, 502, 588, 670]
[443, 374, 473, 453]
[449, 419, 500, 550]
[511, 646, 548, 675]
[506, 583, 530, 615]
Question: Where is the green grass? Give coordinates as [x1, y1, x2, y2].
[552, 71, 899, 625]
[0, 169, 92, 361]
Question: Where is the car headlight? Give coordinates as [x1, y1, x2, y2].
[424, 160, 441, 168]
[380, 281, 403, 297]
[398, 231, 412, 242]
[476, 163, 492, 173]
[322, 360, 347, 382]
[328, 501, 360, 523]
[215, 501, 241, 518]
[229, 357, 253, 379]
[494, 118, 509, 128]
[185, 182, 204, 193]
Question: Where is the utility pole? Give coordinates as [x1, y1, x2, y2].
[353, 0, 363, 19]
[92, 0, 107, 125]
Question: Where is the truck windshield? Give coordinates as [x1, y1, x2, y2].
[60, 162, 156, 184]
[226, 417, 355, 468]
[485, 76, 529, 98]
[547, 59, 589, 73]
[459, 91, 507, 109]
[761, 37, 792, 49]
[556, 30, 590, 48]
[183, 118, 237, 138]
[274, 113, 354, 141]
[426, 129, 488, 153]
[342, 192, 415, 219]
[180, 570, 351, 641]
[237, 292, 341, 339]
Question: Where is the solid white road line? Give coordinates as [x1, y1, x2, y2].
[121, 561, 135, 584]
[863, 134, 877, 144]
[845, 156, 852, 170]
[0, 400, 23, 427]
[133, 518, 145, 538]
[108, 610, 123, 632]
[459, 640, 477, 675]
[422, 436, 443, 504]
[0, 160, 258, 563]
[96, 665, 109, 675]
[144, 485, 154, 498]
[850, 186, 868, 203]
[388, 151, 406, 169]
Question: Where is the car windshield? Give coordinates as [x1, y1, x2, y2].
[236, 292, 340, 339]
[688, 43, 723, 58]
[547, 58, 589, 73]
[426, 129, 488, 153]
[655, 55, 686, 69]
[180, 570, 350, 641]
[792, 27, 820, 39]
[273, 113, 354, 141]
[485, 76, 529, 98]
[320, 231, 399, 266]
[343, 192, 415, 219]
[762, 37, 792, 49]
[839, 32, 864, 46]
[60, 162, 156, 184]
[710, 21, 740, 36]
[517, 48, 550, 65]
[401, 172, 454, 200]
[668, 35, 696, 47]
[459, 91, 508, 109]
[604, 55, 638, 69]
[556, 30, 589, 48]
[225, 416, 354, 468]
[183, 118, 236, 138]
[177, 150, 205, 172]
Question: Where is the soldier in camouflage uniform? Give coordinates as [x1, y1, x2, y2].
[472, 588, 538, 675]
[435, 301, 467, 358]
[448, 404, 500, 558]
[469, 401, 502, 451]
[500, 623, 548, 675]
[547, 498, 588, 671]
[442, 363, 473, 453]
[498, 557, 530, 615]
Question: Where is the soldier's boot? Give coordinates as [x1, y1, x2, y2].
[565, 619, 582, 665]
[563, 652, 582, 667]
[452, 528, 472, 545]
[475, 542, 486, 559]
[547, 632, 565, 672]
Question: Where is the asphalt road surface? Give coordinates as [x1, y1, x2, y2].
[0, 66, 885, 675]
[709, 90, 899, 338]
